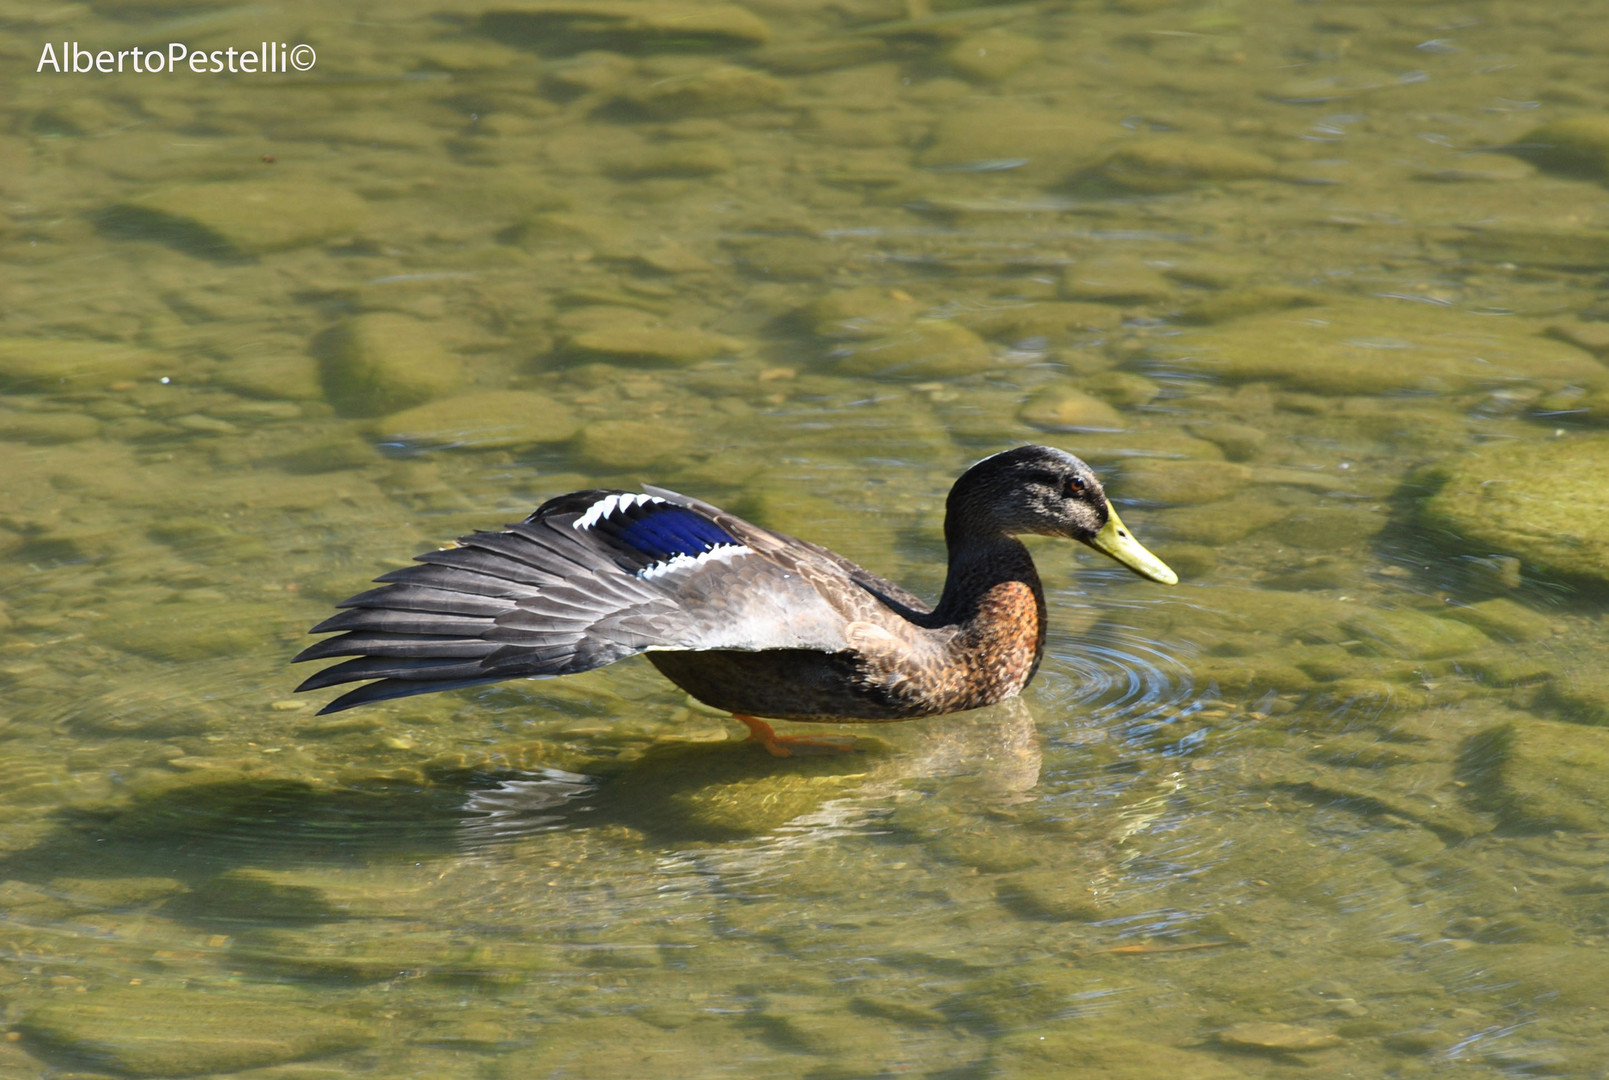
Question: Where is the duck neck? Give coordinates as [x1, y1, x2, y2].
[935, 524, 1047, 661]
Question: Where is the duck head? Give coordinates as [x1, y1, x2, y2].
[947, 445, 1177, 585]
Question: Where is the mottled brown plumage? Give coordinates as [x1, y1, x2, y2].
[293, 446, 1176, 748]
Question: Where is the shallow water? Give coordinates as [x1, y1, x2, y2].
[4, 0, 1609, 1076]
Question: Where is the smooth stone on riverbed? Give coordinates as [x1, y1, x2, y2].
[370, 391, 580, 450]
[0, 337, 167, 391]
[1150, 300, 1605, 395]
[1509, 115, 1609, 179]
[947, 28, 1042, 83]
[1217, 1022, 1342, 1052]
[106, 177, 368, 255]
[1018, 386, 1126, 432]
[18, 989, 374, 1077]
[482, 2, 772, 48]
[1093, 138, 1276, 192]
[1461, 717, 1609, 830]
[917, 105, 1122, 178]
[316, 314, 463, 417]
[565, 327, 744, 365]
[832, 320, 996, 378]
[1418, 434, 1609, 587]
[995, 1028, 1250, 1079]
[1340, 608, 1490, 660]
[1118, 458, 1249, 505]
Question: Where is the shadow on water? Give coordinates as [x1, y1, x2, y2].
[0, 704, 1044, 929]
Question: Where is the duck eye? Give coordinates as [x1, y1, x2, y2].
[1064, 477, 1085, 497]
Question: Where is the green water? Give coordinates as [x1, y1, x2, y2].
[4, 0, 1609, 1076]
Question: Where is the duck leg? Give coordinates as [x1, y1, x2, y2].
[733, 714, 857, 757]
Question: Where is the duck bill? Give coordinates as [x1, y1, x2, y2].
[1084, 508, 1178, 585]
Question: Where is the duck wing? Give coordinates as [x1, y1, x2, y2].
[293, 487, 906, 714]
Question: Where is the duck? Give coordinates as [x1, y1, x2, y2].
[293, 445, 1177, 755]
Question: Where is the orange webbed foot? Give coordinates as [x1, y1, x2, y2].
[733, 714, 858, 757]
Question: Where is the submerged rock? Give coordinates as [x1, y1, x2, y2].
[947, 28, 1041, 82]
[1418, 434, 1609, 588]
[1461, 717, 1609, 830]
[1119, 458, 1249, 505]
[1018, 386, 1126, 432]
[1217, 1021, 1341, 1052]
[1340, 608, 1491, 660]
[1149, 300, 1604, 395]
[480, 2, 772, 50]
[832, 320, 995, 378]
[0, 337, 166, 391]
[316, 314, 463, 418]
[1093, 138, 1276, 192]
[19, 990, 373, 1077]
[996, 1027, 1249, 1079]
[803, 286, 922, 340]
[565, 326, 743, 365]
[1510, 115, 1609, 180]
[918, 105, 1122, 178]
[624, 65, 785, 117]
[371, 390, 580, 450]
[104, 177, 368, 256]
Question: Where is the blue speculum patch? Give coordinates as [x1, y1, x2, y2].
[617, 505, 738, 561]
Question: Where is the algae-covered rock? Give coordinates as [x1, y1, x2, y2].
[995, 1026, 1249, 1079]
[803, 286, 922, 340]
[70, 685, 221, 737]
[994, 870, 1107, 921]
[0, 408, 100, 443]
[1542, 669, 1609, 727]
[832, 320, 996, 378]
[1461, 717, 1609, 830]
[1150, 300, 1604, 395]
[565, 326, 743, 365]
[1119, 458, 1249, 505]
[1217, 1022, 1341, 1052]
[1510, 115, 1609, 180]
[918, 105, 1122, 178]
[1018, 386, 1126, 432]
[1428, 943, 1609, 1008]
[947, 28, 1041, 82]
[1419, 435, 1609, 588]
[1177, 286, 1322, 325]
[625, 65, 785, 117]
[233, 924, 552, 984]
[1268, 506, 1383, 550]
[1093, 138, 1276, 192]
[1060, 257, 1175, 304]
[573, 417, 690, 469]
[1186, 421, 1267, 462]
[215, 351, 324, 401]
[1084, 371, 1161, 407]
[94, 600, 288, 662]
[18, 989, 373, 1077]
[1341, 607, 1491, 659]
[372, 391, 580, 450]
[106, 177, 368, 256]
[481, 2, 771, 49]
[316, 314, 464, 418]
[1441, 597, 1554, 643]
[0, 337, 167, 391]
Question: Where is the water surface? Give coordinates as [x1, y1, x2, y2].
[3, 1, 1609, 1077]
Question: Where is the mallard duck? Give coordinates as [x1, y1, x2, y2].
[293, 445, 1176, 755]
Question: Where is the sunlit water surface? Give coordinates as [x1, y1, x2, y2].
[2, 1, 1609, 1077]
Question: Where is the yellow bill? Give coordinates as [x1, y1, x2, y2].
[1084, 507, 1177, 585]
